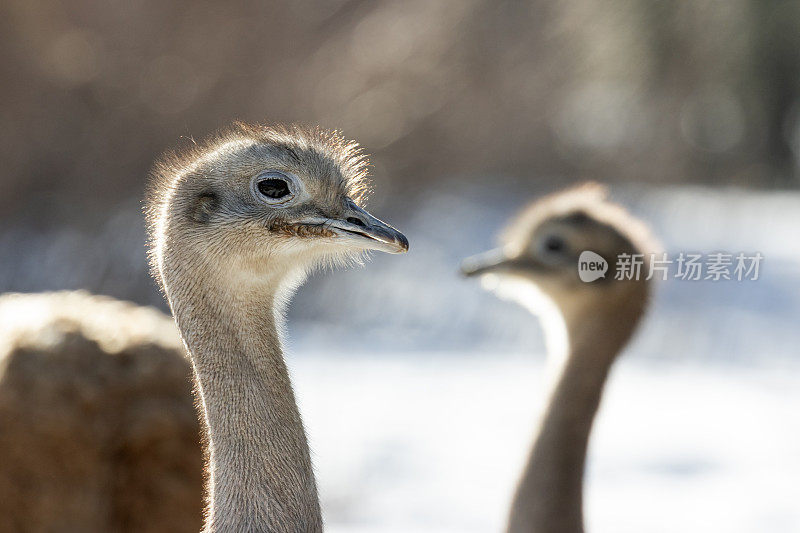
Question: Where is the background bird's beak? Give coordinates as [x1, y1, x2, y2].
[316, 202, 409, 254]
[460, 248, 517, 277]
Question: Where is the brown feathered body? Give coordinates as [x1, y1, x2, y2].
[0, 291, 203, 533]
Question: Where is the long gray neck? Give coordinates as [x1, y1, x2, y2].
[506, 298, 643, 533]
[168, 270, 322, 533]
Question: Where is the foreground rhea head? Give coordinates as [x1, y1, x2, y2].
[146, 123, 408, 294]
[143, 123, 408, 532]
[462, 183, 653, 316]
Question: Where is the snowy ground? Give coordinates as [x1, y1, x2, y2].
[289, 352, 800, 533]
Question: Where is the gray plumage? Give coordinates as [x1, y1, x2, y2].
[146, 123, 407, 532]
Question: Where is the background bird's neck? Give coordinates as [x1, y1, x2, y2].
[507, 296, 644, 533]
[169, 271, 322, 533]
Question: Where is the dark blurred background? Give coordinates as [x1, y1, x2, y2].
[2, 0, 800, 308]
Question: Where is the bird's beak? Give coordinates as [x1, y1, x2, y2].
[460, 248, 518, 277]
[302, 202, 409, 254]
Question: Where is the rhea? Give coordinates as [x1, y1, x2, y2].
[145, 123, 408, 532]
[462, 184, 653, 533]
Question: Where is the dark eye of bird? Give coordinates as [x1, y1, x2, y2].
[257, 178, 290, 199]
[544, 235, 565, 253]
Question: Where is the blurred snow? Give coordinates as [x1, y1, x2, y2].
[285, 183, 800, 532]
[290, 353, 800, 533]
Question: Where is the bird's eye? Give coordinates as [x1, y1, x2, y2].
[542, 235, 566, 254]
[251, 171, 298, 206]
[258, 178, 290, 199]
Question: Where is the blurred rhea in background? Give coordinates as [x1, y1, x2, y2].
[1, 1, 799, 532]
[461, 185, 656, 533]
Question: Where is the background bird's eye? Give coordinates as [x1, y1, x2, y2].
[542, 234, 565, 254]
[257, 178, 290, 199]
